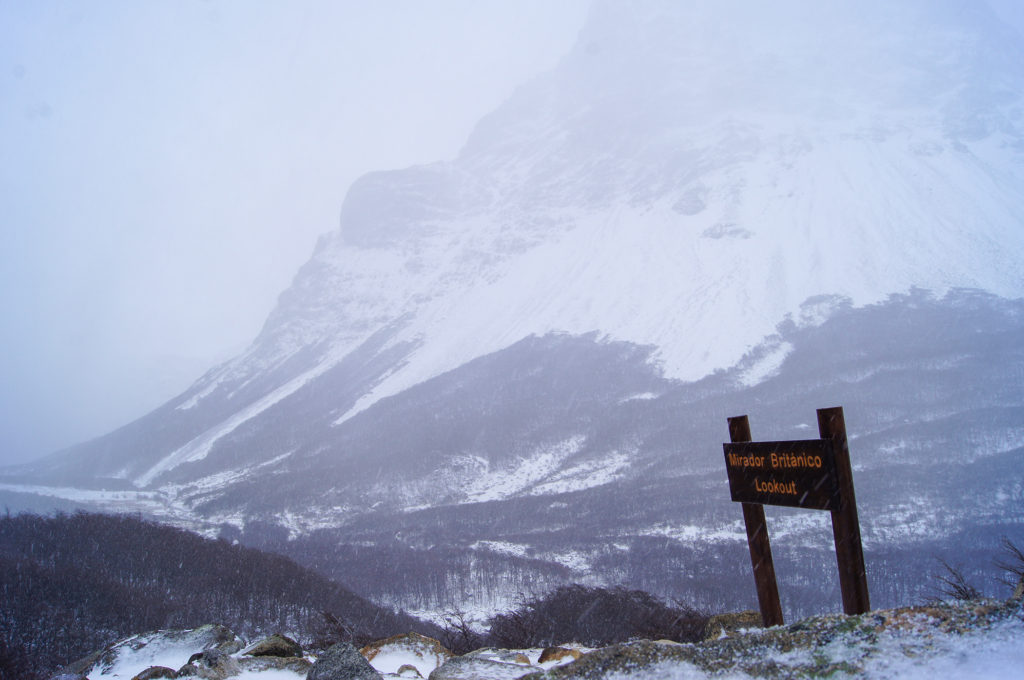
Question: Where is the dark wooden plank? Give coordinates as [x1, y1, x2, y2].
[818, 406, 870, 615]
[723, 439, 839, 509]
[728, 415, 784, 627]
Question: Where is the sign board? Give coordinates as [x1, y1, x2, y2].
[723, 439, 839, 510]
[722, 407, 869, 628]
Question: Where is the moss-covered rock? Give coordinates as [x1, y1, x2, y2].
[701, 610, 763, 640]
[535, 598, 1024, 679]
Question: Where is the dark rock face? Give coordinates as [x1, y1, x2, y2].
[243, 633, 303, 658]
[307, 642, 382, 680]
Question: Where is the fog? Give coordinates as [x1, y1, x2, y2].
[0, 0, 587, 464]
[2, 0, 1023, 469]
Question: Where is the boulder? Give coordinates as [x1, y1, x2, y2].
[360, 632, 453, 677]
[61, 625, 243, 679]
[56, 650, 102, 678]
[176, 649, 240, 680]
[702, 610, 763, 640]
[427, 656, 537, 680]
[132, 667, 179, 680]
[461, 648, 532, 664]
[308, 642, 382, 680]
[1013, 574, 1024, 601]
[537, 647, 582, 665]
[544, 600, 1024, 678]
[238, 655, 312, 674]
[396, 664, 424, 678]
[242, 633, 303, 658]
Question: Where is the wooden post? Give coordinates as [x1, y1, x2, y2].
[728, 415, 784, 627]
[817, 406, 870, 615]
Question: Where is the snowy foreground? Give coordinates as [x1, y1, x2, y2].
[62, 596, 1024, 680]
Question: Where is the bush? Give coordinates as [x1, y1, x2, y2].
[485, 585, 708, 648]
[439, 608, 487, 655]
[931, 559, 982, 602]
[994, 537, 1024, 596]
[0, 512, 439, 679]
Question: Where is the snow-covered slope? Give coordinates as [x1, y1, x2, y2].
[4, 0, 1023, 557]
[66, 0, 1019, 490]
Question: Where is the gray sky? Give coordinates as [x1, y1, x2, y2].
[0, 0, 588, 464]
[3, 0, 1023, 469]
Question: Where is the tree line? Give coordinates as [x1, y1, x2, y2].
[0, 511, 439, 680]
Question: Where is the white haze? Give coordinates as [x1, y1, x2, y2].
[0, 0, 587, 464]
[1, 0, 1022, 468]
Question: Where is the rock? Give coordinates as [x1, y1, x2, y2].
[1014, 574, 1024, 601]
[242, 633, 303, 658]
[361, 632, 453, 677]
[308, 642, 382, 680]
[541, 640, 690, 679]
[537, 647, 582, 664]
[545, 599, 1024, 679]
[461, 648, 532, 664]
[47, 675, 89, 680]
[132, 667, 179, 680]
[702, 610, 763, 640]
[61, 625, 243, 679]
[238, 655, 312, 674]
[427, 656, 537, 680]
[176, 649, 240, 680]
[55, 650, 102, 678]
[396, 663, 424, 677]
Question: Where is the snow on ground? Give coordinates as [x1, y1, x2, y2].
[472, 540, 531, 559]
[735, 340, 793, 387]
[317, 119, 1024, 435]
[232, 670, 304, 680]
[461, 436, 586, 503]
[639, 521, 748, 545]
[135, 351, 350, 487]
[855, 616, 1024, 680]
[87, 629, 238, 679]
[600, 614, 1024, 680]
[530, 452, 632, 496]
[363, 635, 452, 677]
[0, 483, 165, 506]
[619, 392, 661, 403]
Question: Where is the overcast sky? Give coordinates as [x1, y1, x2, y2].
[0, 0, 588, 465]
[3, 1, 1023, 469]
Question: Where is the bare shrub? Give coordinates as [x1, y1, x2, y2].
[994, 537, 1024, 596]
[931, 559, 982, 602]
[486, 585, 708, 648]
[439, 607, 485, 655]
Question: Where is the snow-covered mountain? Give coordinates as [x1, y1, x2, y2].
[3, 0, 1023, 618]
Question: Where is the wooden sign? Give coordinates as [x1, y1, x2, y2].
[724, 407, 869, 628]
[723, 439, 839, 510]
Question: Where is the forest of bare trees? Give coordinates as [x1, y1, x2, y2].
[0, 512, 437, 680]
